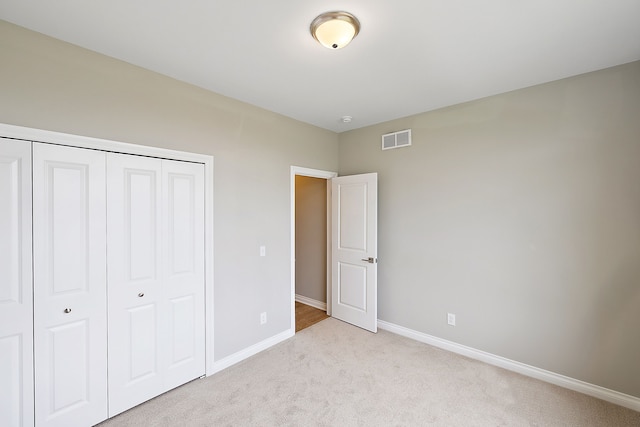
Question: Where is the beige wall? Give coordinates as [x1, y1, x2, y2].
[339, 60, 640, 398]
[0, 20, 339, 360]
[295, 175, 327, 303]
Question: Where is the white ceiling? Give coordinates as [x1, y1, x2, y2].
[1, 1, 639, 133]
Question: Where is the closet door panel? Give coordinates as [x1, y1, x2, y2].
[162, 160, 205, 389]
[106, 153, 163, 417]
[33, 143, 107, 427]
[0, 139, 33, 427]
[47, 320, 89, 407]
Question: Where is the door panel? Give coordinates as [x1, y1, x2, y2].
[169, 295, 196, 364]
[129, 304, 158, 380]
[51, 166, 89, 293]
[0, 137, 33, 427]
[331, 173, 378, 332]
[336, 184, 368, 251]
[337, 262, 367, 310]
[33, 143, 107, 427]
[107, 153, 163, 417]
[166, 172, 196, 274]
[163, 160, 205, 388]
[48, 320, 89, 412]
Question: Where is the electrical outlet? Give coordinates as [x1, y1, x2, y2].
[447, 313, 456, 326]
[260, 312, 267, 325]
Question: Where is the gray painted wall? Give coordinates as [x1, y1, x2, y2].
[295, 175, 327, 303]
[338, 61, 640, 398]
[0, 20, 339, 361]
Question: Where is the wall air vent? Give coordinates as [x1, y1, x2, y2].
[381, 129, 412, 150]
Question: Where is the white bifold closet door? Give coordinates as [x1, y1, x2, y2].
[106, 154, 163, 416]
[106, 154, 205, 417]
[32, 143, 108, 427]
[0, 138, 33, 427]
[161, 159, 205, 390]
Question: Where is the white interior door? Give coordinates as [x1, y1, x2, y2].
[33, 143, 108, 427]
[331, 173, 378, 332]
[107, 153, 164, 416]
[0, 138, 33, 427]
[162, 159, 205, 389]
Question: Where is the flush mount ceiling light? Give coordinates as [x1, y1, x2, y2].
[310, 11, 360, 49]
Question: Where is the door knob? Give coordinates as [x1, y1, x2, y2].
[138, 293, 144, 298]
[361, 257, 376, 264]
[63, 308, 72, 314]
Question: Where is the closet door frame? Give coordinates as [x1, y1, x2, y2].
[0, 123, 215, 376]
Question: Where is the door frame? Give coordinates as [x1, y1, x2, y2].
[290, 166, 337, 332]
[0, 122, 215, 376]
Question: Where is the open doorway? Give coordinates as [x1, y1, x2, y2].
[290, 167, 337, 333]
[291, 167, 379, 333]
[295, 175, 329, 331]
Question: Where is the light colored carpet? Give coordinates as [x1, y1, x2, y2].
[99, 318, 640, 426]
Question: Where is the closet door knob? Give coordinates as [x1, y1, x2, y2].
[138, 293, 144, 298]
[64, 308, 72, 314]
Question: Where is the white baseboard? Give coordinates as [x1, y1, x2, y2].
[210, 328, 294, 374]
[377, 320, 640, 413]
[295, 294, 327, 311]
